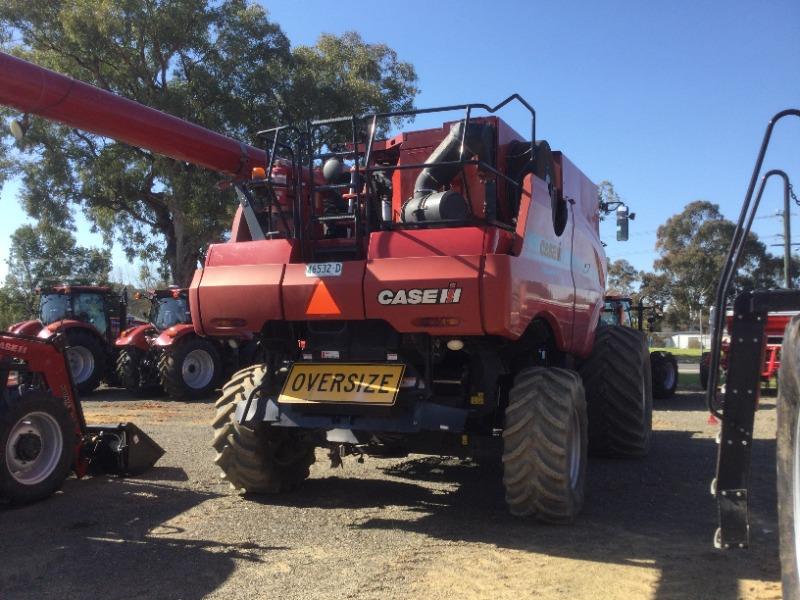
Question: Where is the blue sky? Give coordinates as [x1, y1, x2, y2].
[1, 0, 798, 280]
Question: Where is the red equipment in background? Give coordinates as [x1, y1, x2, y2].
[116, 288, 258, 398]
[0, 331, 163, 504]
[700, 311, 796, 389]
[7, 285, 141, 394]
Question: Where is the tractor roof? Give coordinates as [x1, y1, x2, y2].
[39, 285, 114, 294]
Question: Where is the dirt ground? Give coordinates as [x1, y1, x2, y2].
[0, 372, 783, 600]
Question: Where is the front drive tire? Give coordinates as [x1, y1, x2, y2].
[159, 336, 222, 400]
[651, 351, 678, 399]
[212, 365, 315, 494]
[502, 367, 588, 523]
[778, 316, 800, 598]
[0, 391, 75, 505]
[64, 329, 106, 395]
[579, 326, 653, 457]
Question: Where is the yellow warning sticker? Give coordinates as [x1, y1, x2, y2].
[278, 363, 405, 405]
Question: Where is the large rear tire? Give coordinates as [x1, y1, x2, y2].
[502, 367, 587, 523]
[579, 326, 653, 457]
[0, 390, 75, 505]
[212, 365, 315, 493]
[64, 328, 105, 395]
[159, 336, 222, 399]
[778, 316, 800, 598]
[651, 350, 678, 399]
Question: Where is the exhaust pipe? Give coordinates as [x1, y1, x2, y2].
[83, 423, 165, 476]
[402, 120, 494, 223]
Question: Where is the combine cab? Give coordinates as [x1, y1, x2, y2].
[116, 288, 258, 399]
[7, 285, 139, 394]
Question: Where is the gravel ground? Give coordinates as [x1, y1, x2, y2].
[0, 373, 782, 600]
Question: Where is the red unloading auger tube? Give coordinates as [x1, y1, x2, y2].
[0, 51, 266, 178]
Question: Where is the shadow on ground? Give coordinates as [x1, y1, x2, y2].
[0, 471, 284, 600]
[256, 392, 780, 599]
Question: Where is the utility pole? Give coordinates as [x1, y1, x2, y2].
[783, 182, 792, 288]
[758, 170, 795, 288]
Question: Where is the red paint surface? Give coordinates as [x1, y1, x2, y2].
[0, 51, 265, 178]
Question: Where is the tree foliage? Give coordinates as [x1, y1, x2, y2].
[0, 222, 111, 325]
[652, 200, 780, 328]
[0, 1, 418, 285]
[606, 258, 639, 295]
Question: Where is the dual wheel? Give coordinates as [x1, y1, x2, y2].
[502, 325, 653, 522]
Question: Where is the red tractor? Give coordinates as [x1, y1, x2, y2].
[0, 330, 163, 504]
[0, 53, 652, 523]
[602, 295, 678, 399]
[116, 288, 258, 399]
[7, 285, 139, 394]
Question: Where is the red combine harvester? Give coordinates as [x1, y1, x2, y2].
[7, 285, 140, 394]
[0, 52, 651, 523]
[116, 288, 258, 398]
[0, 331, 163, 504]
[700, 311, 795, 389]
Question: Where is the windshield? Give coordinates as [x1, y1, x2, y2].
[601, 300, 632, 327]
[72, 293, 108, 334]
[39, 294, 68, 325]
[150, 296, 190, 330]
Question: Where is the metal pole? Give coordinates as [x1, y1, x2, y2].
[784, 180, 792, 288]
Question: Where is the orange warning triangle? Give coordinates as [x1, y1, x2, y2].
[306, 281, 342, 315]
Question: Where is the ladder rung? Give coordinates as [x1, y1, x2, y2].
[315, 214, 357, 222]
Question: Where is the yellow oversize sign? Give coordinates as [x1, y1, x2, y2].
[278, 363, 405, 405]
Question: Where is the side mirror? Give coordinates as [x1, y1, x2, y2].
[616, 205, 630, 241]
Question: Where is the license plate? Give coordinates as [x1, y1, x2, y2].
[304, 262, 342, 277]
[278, 363, 405, 405]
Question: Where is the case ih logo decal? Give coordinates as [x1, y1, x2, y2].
[377, 282, 462, 305]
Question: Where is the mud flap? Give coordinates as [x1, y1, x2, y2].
[84, 423, 165, 476]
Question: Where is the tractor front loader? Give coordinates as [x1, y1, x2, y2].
[0, 331, 164, 504]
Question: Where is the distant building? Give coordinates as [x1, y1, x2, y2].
[662, 331, 711, 350]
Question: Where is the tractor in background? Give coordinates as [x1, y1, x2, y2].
[116, 288, 259, 399]
[0, 330, 163, 504]
[6, 285, 141, 394]
[601, 295, 678, 399]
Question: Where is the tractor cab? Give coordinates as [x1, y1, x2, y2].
[146, 289, 191, 331]
[38, 285, 125, 340]
[601, 296, 633, 328]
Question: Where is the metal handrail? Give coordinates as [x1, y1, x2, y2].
[706, 109, 800, 418]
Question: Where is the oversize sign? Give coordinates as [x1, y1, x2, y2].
[278, 363, 405, 405]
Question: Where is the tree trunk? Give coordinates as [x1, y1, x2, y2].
[165, 212, 201, 287]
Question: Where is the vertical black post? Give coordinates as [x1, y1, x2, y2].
[784, 178, 792, 288]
